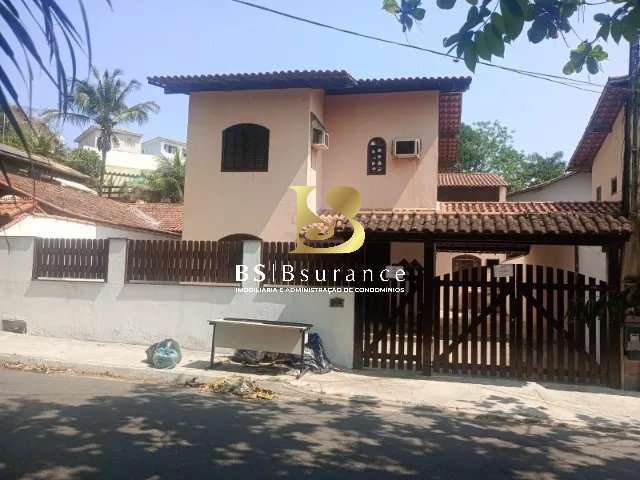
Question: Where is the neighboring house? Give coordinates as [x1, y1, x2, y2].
[142, 137, 187, 159]
[0, 171, 178, 239]
[75, 126, 186, 195]
[0, 142, 93, 192]
[504, 76, 631, 281]
[437, 172, 507, 201]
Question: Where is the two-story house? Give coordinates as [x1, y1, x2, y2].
[142, 137, 187, 159]
[149, 69, 631, 387]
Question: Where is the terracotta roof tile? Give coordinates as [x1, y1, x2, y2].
[438, 172, 508, 187]
[0, 172, 177, 235]
[0, 198, 33, 219]
[320, 201, 630, 239]
[133, 203, 183, 233]
[567, 76, 630, 172]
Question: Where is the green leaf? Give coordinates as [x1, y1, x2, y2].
[437, 0, 456, 9]
[502, 7, 524, 40]
[474, 31, 492, 61]
[586, 57, 599, 75]
[463, 45, 478, 72]
[527, 18, 547, 44]
[591, 45, 608, 62]
[382, 0, 400, 14]
[594, 13, 610, 24]
[621, 12, 640, 42]
[501, 0, 524, 18]
[491, 13, 506, 33]
[597, 23, 610, 41]
[484, 25, 505, 57]
[562, 61, 575, 75]
[412, 8, 426, 20]
[611, 19, 623, 43]
[443, 32, 460, 48]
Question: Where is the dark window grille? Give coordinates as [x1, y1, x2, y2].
[611, 177, 618, 195]
[367, 137, 386, 175]
[222, 123, 269, 172]
[596, 186, 602, 202]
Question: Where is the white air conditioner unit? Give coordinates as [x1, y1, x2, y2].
[311, 127, 330, 151]
[393, 138, 421, 158]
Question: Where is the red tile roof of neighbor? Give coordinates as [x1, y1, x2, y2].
[0, 143, 90, 183]
[148, 70, 472, 95]
[0, 172, 178, 235]
[438, 173, 508, 188]
[567, 76, 630, 172]
[0, 198, 33, 219]
[134, 203, 183, 233]
[320, 201, 630, 238]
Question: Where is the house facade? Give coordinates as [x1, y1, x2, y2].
[142, 137, 187, 159]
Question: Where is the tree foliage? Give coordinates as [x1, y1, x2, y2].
[63, 148, 102, 183]
[458, 120, 566, 190]
[134, 152, 185, 203]
[43, 68, 159, 196]
[0, 108, 66, 161]
[383, 0, 639, 73]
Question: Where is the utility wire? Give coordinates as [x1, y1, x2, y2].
[231, 0, 604, 93]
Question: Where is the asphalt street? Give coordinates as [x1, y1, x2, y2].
[0, 368, 639, 479]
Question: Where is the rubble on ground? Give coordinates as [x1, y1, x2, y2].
[185, 376, 277, 400]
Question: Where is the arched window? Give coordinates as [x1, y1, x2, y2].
[222, 123, 269, 172]
[452, 255, 481, 274]
[367, 137, 386, 175]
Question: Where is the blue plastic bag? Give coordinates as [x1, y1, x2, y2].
[146, 339, 182, 369]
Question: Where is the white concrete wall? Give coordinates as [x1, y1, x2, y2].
[0, 237, 355, 367]
[2, 215, 174, 240]
[508, 172, 592, 202]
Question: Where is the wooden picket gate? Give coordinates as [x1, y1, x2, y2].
[357, 260, 424, 370]
[433, 265, 611, 384]
[356, 263, 613, 385]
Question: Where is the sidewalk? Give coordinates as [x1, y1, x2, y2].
[1, 331, 639, 432]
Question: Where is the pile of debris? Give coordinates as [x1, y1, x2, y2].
[185, 376, 277, 400]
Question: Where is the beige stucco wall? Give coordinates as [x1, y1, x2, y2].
[182, 89, 441, 242]
[508, 172, 592, 202]
[183, 89, 316, 241]
[321, 91, 439, 210]
[592, 109, 625, 202]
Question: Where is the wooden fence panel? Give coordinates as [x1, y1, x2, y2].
[125, 240, 242, 284]
[33, 238, 109, 281]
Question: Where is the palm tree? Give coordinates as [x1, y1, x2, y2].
[44, 68, 159, 195]
[140, 152, 185, 203]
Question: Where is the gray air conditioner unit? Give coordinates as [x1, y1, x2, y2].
[311, 127, 330, 151]
[393, 138, 421, 158]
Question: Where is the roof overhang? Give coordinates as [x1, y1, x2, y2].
[567, 76, 630, 172]
[147, 70, 471, 95]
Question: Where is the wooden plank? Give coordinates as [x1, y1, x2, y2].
[499, 276, 507, 376]
[566, 271, 576, 384]
[599, 280, 609, 386]
[461, 268, 469, 374]
[514, 264, 524, 379]
[470, 267, 479, 376]
[489, 273, 497, 376]
[451, 271, 459, 374]
[396, 276, 405, 370]
[406, 271, 415, 370]
[416, 268, 424, 372]
[557, 269, 566, 383]
[480, 268, 488, 376]
[431, 270, 438, 373]
[535, 266, 545, 380]
[576, 273, 587, 383]
[588, 277, 597, 383]
[546, 267, 556, 381]
[525, 265, 534, 379]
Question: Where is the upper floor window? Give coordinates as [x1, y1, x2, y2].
[596, 186, 602, 202]
[164, 143, 178, 155]
[367, 137, 386, 175]
[611, 177, 618, 195]
[222, 123, 269, 172]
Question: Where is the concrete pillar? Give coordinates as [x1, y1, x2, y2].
[108, 238, 127, 286]
[241, 240, 262, 289]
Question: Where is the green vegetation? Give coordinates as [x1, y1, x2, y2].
[458, 120, 566, 191]
[43, 68, 159, 196]
[383, 0, 639, 73]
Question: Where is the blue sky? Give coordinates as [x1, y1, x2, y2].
[15, 0, 630, 159]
